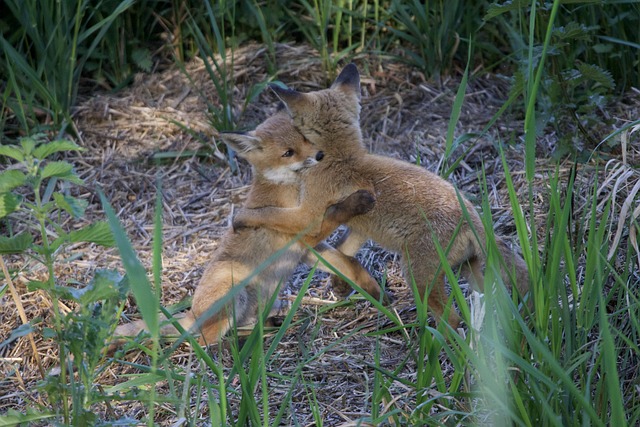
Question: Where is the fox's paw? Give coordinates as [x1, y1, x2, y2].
[330, 275, 392, 305]
[266, 298, 291, 327]
[326, 190, 376, 223]
[330, 275, 354, 298]
[345, 189, 376, 215]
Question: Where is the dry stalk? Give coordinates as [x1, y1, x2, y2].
[0, 254, 45, 378]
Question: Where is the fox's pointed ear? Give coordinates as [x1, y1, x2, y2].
[219, 131, 261, 156]
[269, 83, 305, 115]
[331, 63, 360, 99]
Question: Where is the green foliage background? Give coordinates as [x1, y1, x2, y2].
[1, 0, 638, 152]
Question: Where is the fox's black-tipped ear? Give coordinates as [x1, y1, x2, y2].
[269, 83, 305, 114]
[219, 131, 261, 156]
[332, 63, 360, 99]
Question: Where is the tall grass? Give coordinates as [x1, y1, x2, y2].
[0, 0, 135, 133]
[386, 0, 464, 80]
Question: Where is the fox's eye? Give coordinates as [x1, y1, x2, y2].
[282, 149, 294, 158]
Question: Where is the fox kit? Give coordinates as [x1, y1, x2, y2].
[113, 110, 381, 345]
[233, 65, 530, 328]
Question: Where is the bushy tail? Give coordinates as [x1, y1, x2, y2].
[108, 311, 196, 353]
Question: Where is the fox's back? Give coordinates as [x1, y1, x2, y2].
[346, 154, 480, 251]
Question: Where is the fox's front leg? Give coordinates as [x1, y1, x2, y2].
[321, 189, 376, 231]
[233, 206, 324, 236]
[233, 189, 376, 238]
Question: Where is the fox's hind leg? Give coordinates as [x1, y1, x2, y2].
[459, 255, 485, 292]
[109, 311, 196, 352]
[191, 261, 258, 344]
[306, 242, 386, 302]
[404, 258, 461, 329]
[323, 229, 391, 302]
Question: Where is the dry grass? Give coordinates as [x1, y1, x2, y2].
[1, 43, 639, 425]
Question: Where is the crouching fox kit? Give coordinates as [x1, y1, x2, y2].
[113, 111, 381, 345]
[233, 64, 530, 328]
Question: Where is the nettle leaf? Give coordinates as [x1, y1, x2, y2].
[27, 280, 49, 291]
[20, 137, 36, 156]
[40, 161, 84, 184]
[578, 63, 614, 90]
[0, 145, 24, 162]
[484, 0, 531, 21]
[69, 221, 116, 247]
[132, 47, 153, 72]
[41, 161, 72, 178]
[0, 232, 33, 254]
[0, 170, 26, 192]
[33, 139, 84, 160]
[78, 270, 123, 304]
[593, 43, 613, 54]
[49, 234, 68, 253]
[53, 192, 88, 218]
[553, 22, 593, 42]
[0, 193, 22, 218]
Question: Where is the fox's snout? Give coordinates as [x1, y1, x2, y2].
[316, 151, 325, 161]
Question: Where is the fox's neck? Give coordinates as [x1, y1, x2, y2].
[324, 131, 368, 159]
[246, 175, 298, 209]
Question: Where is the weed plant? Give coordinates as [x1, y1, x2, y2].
[0, 135, 121, 424]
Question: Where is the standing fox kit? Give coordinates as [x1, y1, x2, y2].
[114, 111, 380, 345]
[234, 64, 530, 327]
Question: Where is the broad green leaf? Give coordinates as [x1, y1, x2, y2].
[77, 269, 123, 305]
[0, 192, 22, 218]
[49, 234, 68, 253]
[53, 192, 87, 218]
[68, 221, 115, 247]
[55, 276, 120, 304]
[0, 232, 33, 254]
[0, 409, 55, 426]
[41, 161, 72, 179]
[100, 192, 158, 335]
[105, 373, 166, 393]
[578, 63, 614, 89]
[33, 139, 83, 160]
[0, 145, 24, 162]
[40, 161, 84, 184]
[132, 47, 152, 72]
[552, 22, 592, 41]
[484, 0, 530, 21]
[26, 280, 49, 291]
[0, 170, 26, 193]
[20, 137, 36, 156]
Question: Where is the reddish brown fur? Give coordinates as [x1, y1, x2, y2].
[234, 65, 530, 327]
[113, 111, 381, 346]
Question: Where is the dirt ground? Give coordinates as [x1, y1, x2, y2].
[1, 43, 639, 425]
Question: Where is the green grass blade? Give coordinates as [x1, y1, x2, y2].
[99, 190, 159, 337]
[523, 0, 560, 183]
[598, 291, 626, 426]
[442, 42, 471, 178]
